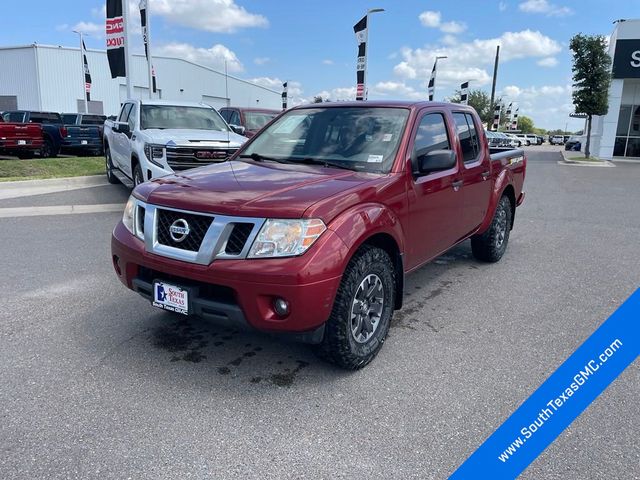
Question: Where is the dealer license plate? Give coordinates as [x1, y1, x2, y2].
[152, 281, 189, 315]
[81, 140, 88, 145]
[18, 140, 26, 145]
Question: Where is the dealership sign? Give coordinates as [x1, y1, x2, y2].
[612, 39, 640, 78]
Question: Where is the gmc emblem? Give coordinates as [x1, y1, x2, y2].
[195, 150, 227, 160]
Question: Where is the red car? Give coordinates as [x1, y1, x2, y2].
[112, 101, 526, 369]
[0, 116, 44, 158]
[218, 107, 279, 138]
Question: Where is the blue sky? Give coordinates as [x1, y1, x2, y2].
[0, 0, 633, 130]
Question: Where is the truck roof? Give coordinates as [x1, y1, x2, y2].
[126, 99, 216, 108]
[291, 100, 474, 111]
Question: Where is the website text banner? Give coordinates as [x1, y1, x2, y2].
[450, 289, 640, 479]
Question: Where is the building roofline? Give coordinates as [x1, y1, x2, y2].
[0, 43, 280, 95]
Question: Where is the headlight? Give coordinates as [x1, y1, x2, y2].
[144, 143, 164, 167]
[122, 196, 136, 234]
[248, 219, 326, 258]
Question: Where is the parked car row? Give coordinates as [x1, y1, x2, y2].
[0, 110, 107, 158]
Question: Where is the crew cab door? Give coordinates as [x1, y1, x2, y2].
[405, 111, 466, 269]
[111, 103, 134, 175]
[451, 112, 492, 236]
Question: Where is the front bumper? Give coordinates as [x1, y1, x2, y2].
[111, 221, 348, 340]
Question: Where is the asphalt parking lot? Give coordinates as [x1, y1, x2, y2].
[0, 146, 638, 479]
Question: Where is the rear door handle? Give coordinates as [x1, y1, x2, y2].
[451, 180, 463, 190]
[481, 170, 490, 180]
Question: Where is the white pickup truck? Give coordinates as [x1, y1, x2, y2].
[103, 100, 247, 186]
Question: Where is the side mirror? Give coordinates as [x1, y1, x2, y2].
[114, 122, 130, 135]
[416, 149, 456, 175]
[230, 124, 246, 136]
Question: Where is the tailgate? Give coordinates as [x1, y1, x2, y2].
[0, 123, 43, 145]
[65, 125, 101, 140]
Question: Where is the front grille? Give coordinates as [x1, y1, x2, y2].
[225, 223, 254, 255]
[166, 146, 238, 170]
[156, 209, 213, 252]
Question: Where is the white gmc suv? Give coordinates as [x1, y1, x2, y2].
[103, 100, 247, 186]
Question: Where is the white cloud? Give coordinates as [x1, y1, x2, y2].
[418, 10, 467, 34]
[419, 11, 441, 28]
[500, 84, 576, 129]
[322, 59, 334, 65]
[518, 0, 573, 16]
[499, 2, 508, 11]
[372, 81, 423, 99]
[71, 21, 105, 37]
[537, 56, 558, 67]
[253, 57, 270, 65]
[394, 30, 561, 88]
[251, 77, 305, 105]
[152, 0, 268, 33]
[155, 43, 244, 72]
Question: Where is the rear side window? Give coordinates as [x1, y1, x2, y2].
[62, 114, 77, 124]
[3, 112, 25, 122]
[30, 113, 61, 124]
[412, 113, 451, 159]
[453, 113, 480, 163]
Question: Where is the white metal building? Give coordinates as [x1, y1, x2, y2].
[0, 44, 281, 115]
[589, 19, 640, 160]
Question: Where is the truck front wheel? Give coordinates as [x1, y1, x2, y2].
[471, 195, 512, 262]
[315, 246, 395, 369]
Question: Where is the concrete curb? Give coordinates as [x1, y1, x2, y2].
[0, 175, 110, 200]
[558, 150, 615, 168]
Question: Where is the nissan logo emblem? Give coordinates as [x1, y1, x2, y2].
[169, 219, 190, 243]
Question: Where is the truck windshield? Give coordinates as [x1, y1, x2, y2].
[241, 107, 409, 173]
[244, 111, 278, 131]
[140, 105, 230, 131]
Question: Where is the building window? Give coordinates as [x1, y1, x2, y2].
[614, 104, 640, 157]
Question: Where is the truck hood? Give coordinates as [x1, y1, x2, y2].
[142, 128, 246, 148]
[141, 160, 378, 219]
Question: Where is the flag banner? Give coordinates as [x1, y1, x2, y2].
[82, 40, 92, 102]
[106, 0, 126, 78]
[139, 0, 157, 93]
[428, 61, 437, 101]
[460, 81, 469, 105]
[354, 15, 367, 101]
[282, 82, 288, 111]
[492, 104, 501, 131]
[512, 106, 519, 130]
[450, 289, 640, 479]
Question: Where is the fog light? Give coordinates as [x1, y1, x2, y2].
[273, 298, 290, 317]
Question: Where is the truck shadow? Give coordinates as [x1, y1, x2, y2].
[90, 240, 480, 390]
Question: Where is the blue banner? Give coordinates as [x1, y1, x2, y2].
[450, 289, 640, 479]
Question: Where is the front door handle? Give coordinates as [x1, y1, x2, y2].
[481, 170, 490, 180]
[451, 179, 463, 190]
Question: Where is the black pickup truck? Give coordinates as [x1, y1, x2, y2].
[61, 113, 106, 156]
[2, 111, 67, 158]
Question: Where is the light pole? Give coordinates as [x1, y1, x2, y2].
[72, 30, 88, 113]
[432, 55, 447, 100]
[364, 8, 384, 100]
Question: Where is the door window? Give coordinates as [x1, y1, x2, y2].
[126, 103, 137, 131]
[412, 113, 451, 161]
[453, 113, 480, 163]
[118, 103, 132, 123]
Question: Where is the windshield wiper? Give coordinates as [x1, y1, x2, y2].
[295, 157, 354, 171]
[239, 153, 290, 164]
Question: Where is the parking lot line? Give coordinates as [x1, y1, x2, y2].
[0, 203, 123, 218]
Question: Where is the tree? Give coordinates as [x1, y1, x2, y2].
[569, 34, 611, 158]
[450, 89, 495, 125]
[517, 115, 534, 134]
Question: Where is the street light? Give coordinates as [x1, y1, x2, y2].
[363, 8, 384, 100]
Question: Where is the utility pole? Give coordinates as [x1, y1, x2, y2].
[123, 0, 133, 99]
[489, 45, 500, 126]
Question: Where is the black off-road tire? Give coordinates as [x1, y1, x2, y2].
[314, 245, 395, 370]
[105, 146, 120, 184]
[133, 162, 144, 187]
[471, 195, 513, 263]
[39, 137, 56, 158]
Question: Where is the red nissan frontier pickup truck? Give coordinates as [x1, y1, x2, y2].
[112, 101, 526, 369]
